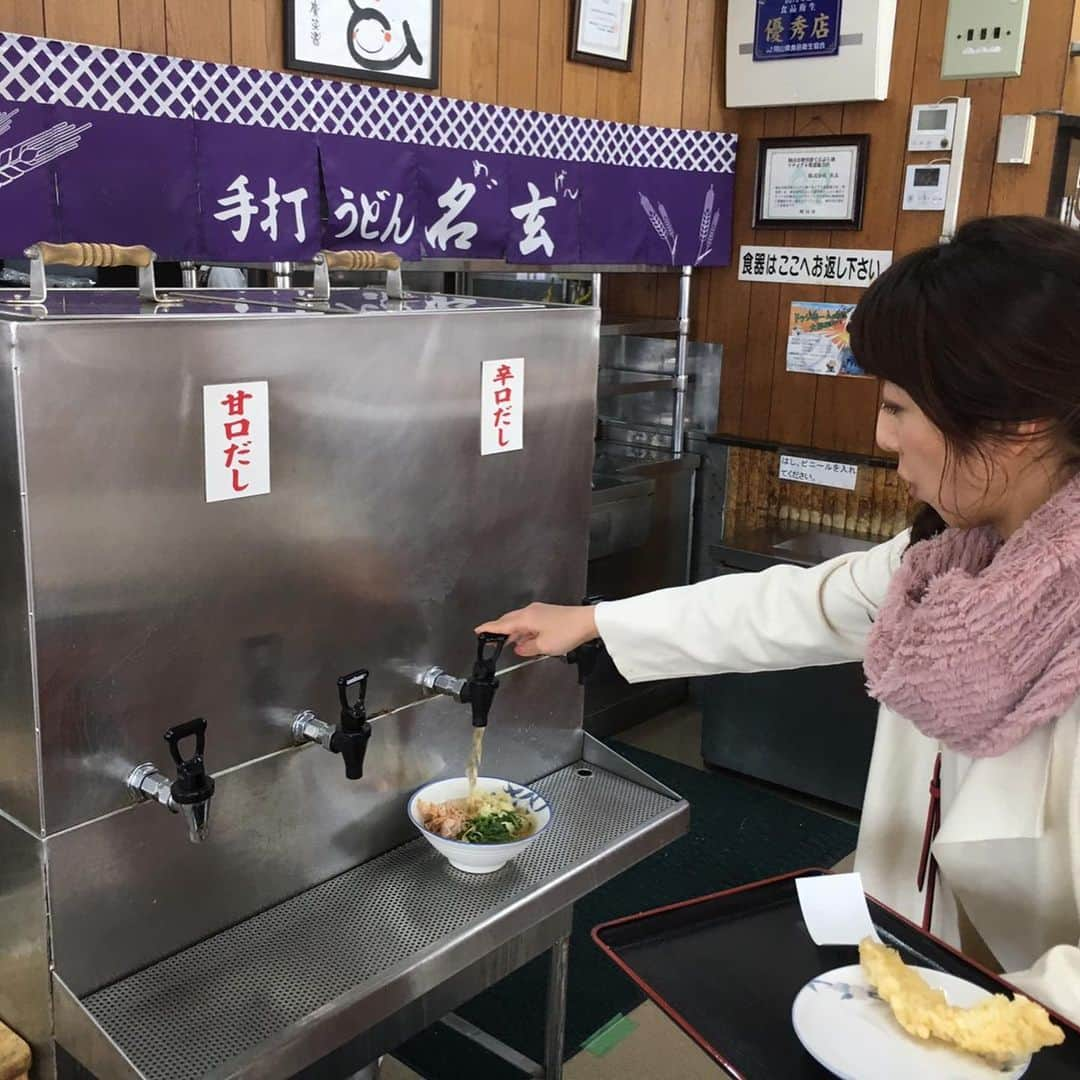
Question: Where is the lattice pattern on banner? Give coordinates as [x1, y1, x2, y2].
[0, 33, 737, 174]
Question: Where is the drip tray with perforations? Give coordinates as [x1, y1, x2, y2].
[52, 737, 688, 1080]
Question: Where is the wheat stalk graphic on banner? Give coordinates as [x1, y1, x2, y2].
[0, 121, 92, 190]
[695, 184, 721, 264]
[638, 192, 678, 262]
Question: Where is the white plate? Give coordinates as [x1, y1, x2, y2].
[791, 963, 1030, 1080]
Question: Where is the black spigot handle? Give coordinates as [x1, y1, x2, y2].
[463, 632, 508, 728]
[337, 669, 369, 732]
[565, 596, 607, 686]
[165, 717, 206, 769]
[332, 668, 372, 779]
[164, 717, 215, 806]
[473, 632, 508, 679]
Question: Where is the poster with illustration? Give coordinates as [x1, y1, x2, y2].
[786, 300, 865, 376]
[287, 0, 440, 88]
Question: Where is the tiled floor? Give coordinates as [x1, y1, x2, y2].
[380, 703, 852, 1079]
[380, 997, 725, 1078]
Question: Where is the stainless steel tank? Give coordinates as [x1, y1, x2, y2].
[0, 273, 687, 1080]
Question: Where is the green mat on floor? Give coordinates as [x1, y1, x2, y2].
[394, 740, 858, 1079]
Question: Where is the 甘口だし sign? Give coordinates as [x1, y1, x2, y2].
[204, 382, 270, 503]
[481, 359, 524, 456]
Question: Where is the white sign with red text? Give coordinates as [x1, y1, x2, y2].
[481, 358, 524, 456]
[203, 381, 271, 502]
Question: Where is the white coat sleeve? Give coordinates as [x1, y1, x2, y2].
[1006, 947, 1080, 1029]
[593, 530, 910, 683]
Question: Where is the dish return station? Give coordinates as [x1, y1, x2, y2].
[0, 243, 688, 1080]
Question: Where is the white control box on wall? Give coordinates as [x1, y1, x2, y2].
[726, 0, 899, 108]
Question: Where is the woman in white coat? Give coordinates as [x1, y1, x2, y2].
[479, 216, 1080, 1026]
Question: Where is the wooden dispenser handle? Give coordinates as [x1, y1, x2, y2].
[27, 241, 155, 269]
[0, 1018, 31, 1080]
[317, 250, 402, 272]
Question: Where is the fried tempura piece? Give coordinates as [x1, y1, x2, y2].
[859, 939, 1065, 1065]
[417, 798, 467, 839]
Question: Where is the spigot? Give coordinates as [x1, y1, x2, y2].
[126, 717, 215, 843]
[421, 632, 509, 727]
[566, 639, 604, 685]
[292, 669, 373, 780]
[565, 595, 607, 686]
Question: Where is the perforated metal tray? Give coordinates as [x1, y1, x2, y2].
[54, 738, 686, 1080]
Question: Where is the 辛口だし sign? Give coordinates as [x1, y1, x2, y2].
[779, 455, 858, 491]
[204, 382, 270, 502]
[738, 245, 892, 287]
[481, 359, 524, 456]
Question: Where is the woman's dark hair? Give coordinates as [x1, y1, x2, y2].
[849, 215, 1080, 544]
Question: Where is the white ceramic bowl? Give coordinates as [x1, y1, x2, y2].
[407, 776, 552, 874]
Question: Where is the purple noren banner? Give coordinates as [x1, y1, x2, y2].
[0, 33, 738, 267]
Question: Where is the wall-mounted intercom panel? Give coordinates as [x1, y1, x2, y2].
[908, 103, 960, 152]
[942, 0, 1029, 80]
[903, 165, 951, 211]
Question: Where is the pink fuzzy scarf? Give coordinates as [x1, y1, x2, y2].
[864, 474, 1080, 758]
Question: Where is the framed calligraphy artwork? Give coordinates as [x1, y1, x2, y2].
[286, 0, 441, 89]
[753, 134, 869, 230]
[569, 0, 637, 70]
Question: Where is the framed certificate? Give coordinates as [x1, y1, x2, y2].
[569, 0, 638, 70]
[753, 135, 870, 230]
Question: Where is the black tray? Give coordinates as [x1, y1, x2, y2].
[592, 869, 1080, 1079]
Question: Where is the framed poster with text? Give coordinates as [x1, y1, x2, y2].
[753, 134, 869, 230]
[569, 0, 637, 70]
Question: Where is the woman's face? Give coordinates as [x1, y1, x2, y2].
[875, 382, 1002, 527]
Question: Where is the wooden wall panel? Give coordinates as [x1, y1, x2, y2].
[639, 0, 690, 127]
[957, 78, 1005, 225]
[679, 0, 717, 131]
[595, 1, 644, 123]
[737, 106, 793, 441]
[230, 0, 282, 70]
[710, 104, 761, 436]
[536, 0, 565, 114]
[891, 0, 962, 256]
[496, 0, 539, 109]
[811, 0, 921, 456]
[164, 0, 231, 64]
[988, 3, 1074, 217]
[1065, 0, 1080, 115]
[710, 0, 1079, 456]
[43, 0, 119, 47]
[441, 0, 500, 102]
[0, 0, 44, 35]
[3, 0, 1078, 460]
[119, 0, 166, 53]
[763, 105, 841, 448]
[561, 49, 598, 117]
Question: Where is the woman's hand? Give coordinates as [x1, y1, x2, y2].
[475, 603, 599, 658]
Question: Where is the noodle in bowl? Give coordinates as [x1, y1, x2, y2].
[408, 776, 553, 874]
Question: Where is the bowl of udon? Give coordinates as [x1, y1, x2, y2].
[408, 776, 552, 874]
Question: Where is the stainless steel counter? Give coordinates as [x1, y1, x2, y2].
[53, 738, 686, 1080]
[711, 525, 877, 572]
